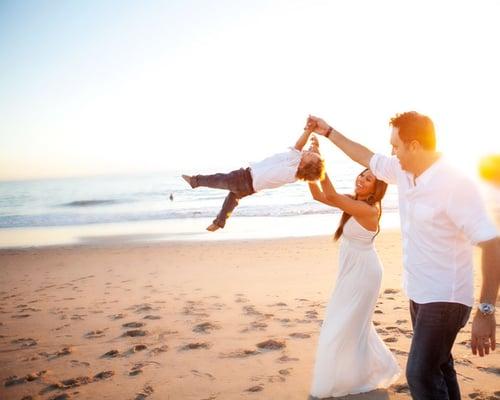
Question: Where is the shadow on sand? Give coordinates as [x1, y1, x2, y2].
[309, 389, 391, 400]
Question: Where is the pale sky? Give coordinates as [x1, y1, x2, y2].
[1, 0, 499, 181]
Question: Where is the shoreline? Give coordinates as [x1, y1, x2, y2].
[0, 213, 401, 250]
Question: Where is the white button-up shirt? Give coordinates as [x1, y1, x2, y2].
[370, 153, 498, 306]
[249, 148, 302, 192]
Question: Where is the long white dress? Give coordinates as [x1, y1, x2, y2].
[310, 217, 400, 398]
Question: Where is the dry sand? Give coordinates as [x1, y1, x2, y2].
[0, 231, 498, 400]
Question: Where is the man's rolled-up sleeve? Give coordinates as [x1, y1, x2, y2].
[369, 153, 400, 185]
[446, 177, 498, 245]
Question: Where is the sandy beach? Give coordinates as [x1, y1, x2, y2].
[0, 231, 498, 400]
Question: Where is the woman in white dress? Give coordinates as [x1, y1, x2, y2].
[308, 156, 400, 398]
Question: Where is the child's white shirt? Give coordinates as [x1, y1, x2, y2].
[249, 147, 301, 192]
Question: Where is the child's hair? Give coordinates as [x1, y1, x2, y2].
[296, 157, 326, 182]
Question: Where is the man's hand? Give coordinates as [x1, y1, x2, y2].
[471, 312, 496, 356]
[305, 115, 330, 136]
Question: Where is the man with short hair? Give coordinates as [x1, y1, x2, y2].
[307, 111, 499, 400]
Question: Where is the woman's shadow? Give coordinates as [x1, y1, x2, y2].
[309, 389, 390, 400]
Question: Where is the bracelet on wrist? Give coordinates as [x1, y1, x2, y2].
[326, 126, 333, 139]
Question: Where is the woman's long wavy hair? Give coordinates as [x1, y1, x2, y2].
[333, 169, 388, 241]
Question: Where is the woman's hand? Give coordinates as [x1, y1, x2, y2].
[309, 134, 320, 154]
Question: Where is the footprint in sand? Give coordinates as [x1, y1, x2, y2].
[94, 371, 115, 380]
[454, 357, 473, 366]
[240, 320, 268, 333]
[289, 332, 311, 339]
[234, 294, 249, 304]
[11, 314, 31, 318]
[129, 361, 160, 376]
[275, 317, 297, 328]
[4, 370, 47, 387]
[389, 347, 409, 356]
[84, 329, 107, 339]
[104, 345, 148, 358]
[20, 307, 42, 313]
[256, 339, 286, 351]
[53, 324, 71, 331]
[219, 349, 260, 359]
[191, 369, 215, 380]
[102, 349, 120, 358]
[193, 322, 221, 334]
[109, 313, 126, 320]
[70, 360, 90, 367]
[468, 390, 500, 400]
[129, 344, 148, 353]
[183, 301, 209, 317]
[200, 395, 218, 400]
[71, 274, 95, 283]
[39, 347, 72, 360]
[210, 302, 227, 311]
[305, 310, 319, 320]
[158, 330, 178, 340]
[149, 344, 169, 356]
[295, 298, 310, 303]
[477, 367, 500, 376]
[42, 370, 114, 393]
[268, 302, 288, 307]
[180, 342, 211, 351]
[135, 385, 154, 399]
[277, 355, 299, 363]
[143, 315, 161, 320]
[12, 337, 37, 347]
[246, 385, 264, 392]
[129, 367, 143, 376]
[122, 329, 148, 337]
[136, 304, 154, 313]
[122, 322, 145, 328]
[242, 305, 263, 316]
[267, 373, 286, 383]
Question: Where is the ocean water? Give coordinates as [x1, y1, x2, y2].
[0, 165, 400, 247]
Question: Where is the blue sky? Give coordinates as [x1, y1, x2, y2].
[1, 0, 499, 180]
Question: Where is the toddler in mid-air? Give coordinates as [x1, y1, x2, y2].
[182, 128, 324, 231]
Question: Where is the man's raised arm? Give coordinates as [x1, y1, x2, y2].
[307, 115, 374, 168]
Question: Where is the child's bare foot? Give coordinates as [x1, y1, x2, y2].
[206, 223, 220, 232]
[182, 174, 196, 188]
